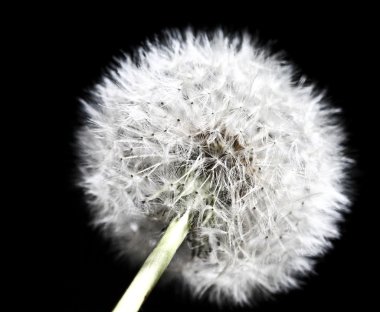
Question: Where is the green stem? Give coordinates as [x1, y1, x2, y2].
[112, 210, 191, 312]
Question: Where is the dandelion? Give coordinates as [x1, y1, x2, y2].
[78, 29, 351, 311]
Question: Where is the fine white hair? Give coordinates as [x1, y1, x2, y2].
[78, 29, 351, 305]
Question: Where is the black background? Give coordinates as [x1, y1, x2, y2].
[31, 5, 377, 312]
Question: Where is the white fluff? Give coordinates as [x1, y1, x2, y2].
[78, 30, 351, 305]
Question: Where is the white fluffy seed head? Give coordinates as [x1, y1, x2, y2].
[78, 29, 351, 305]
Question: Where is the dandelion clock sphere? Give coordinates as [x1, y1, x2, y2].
[78, 30, 351, 310]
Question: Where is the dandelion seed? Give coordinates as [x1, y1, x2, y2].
[78, 29, 352, 308]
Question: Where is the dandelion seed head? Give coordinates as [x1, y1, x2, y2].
[78, 29, 351, 305]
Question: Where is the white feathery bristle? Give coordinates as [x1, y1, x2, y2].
[78, 29, 351, 305]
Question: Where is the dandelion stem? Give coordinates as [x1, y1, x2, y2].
[112, 210, 191, 312]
